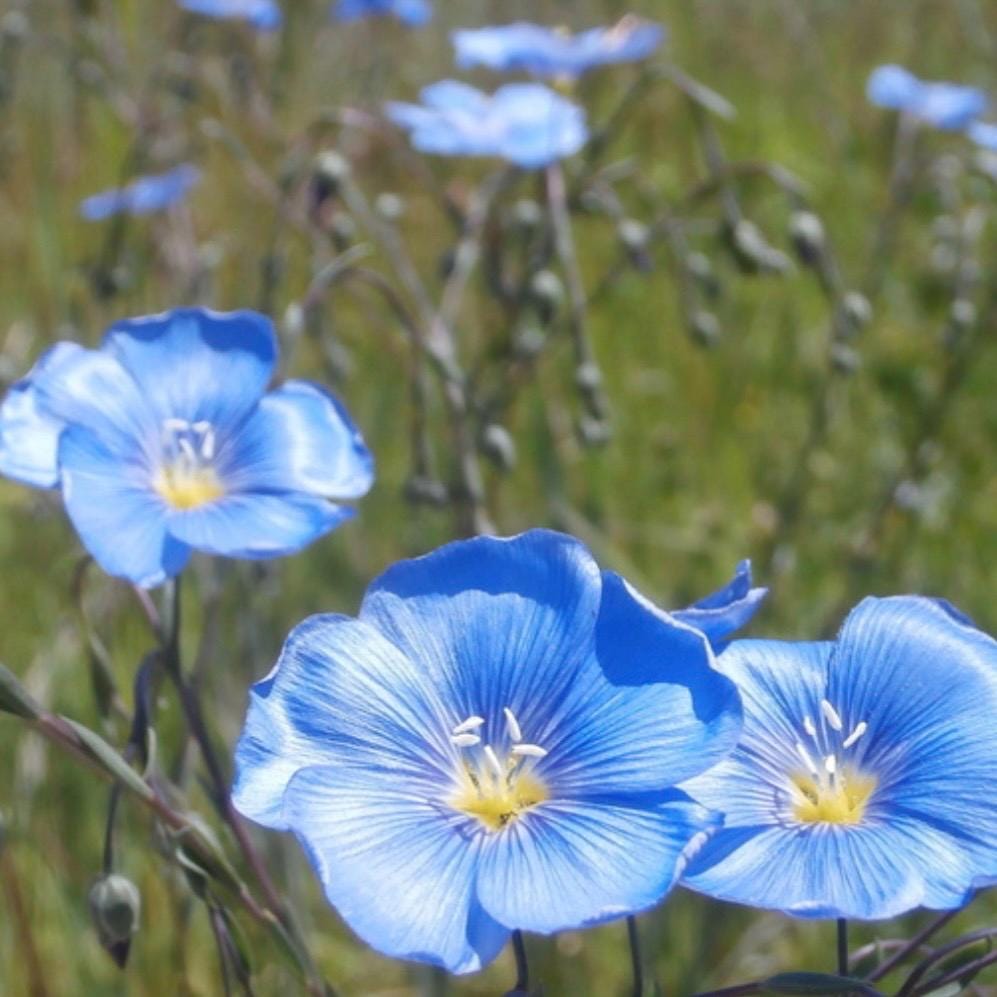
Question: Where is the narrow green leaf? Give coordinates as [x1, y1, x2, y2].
[61, 718, 153, 801]
[761, 971, 884, 995]
[0, 662, 42, 719]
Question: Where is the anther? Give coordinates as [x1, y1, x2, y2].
[503, 707, 523, 743]
[824, 754, 837, 775]
[484, 746, 504, 779]
[842, 721, 868, 749]
[452, 716, 485, 735]
[795, 741, 819, 775]
[451, 733, 481, 748]
[820, 699, 843, 731]
[511, 744, 548, 759]
[803, 715, 817, 738]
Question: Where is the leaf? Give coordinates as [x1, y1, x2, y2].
[0, 662, 42, 719]
[664, 65, 737, 119]
[61, 718, 153, 801]
[761, 972, 884, 996]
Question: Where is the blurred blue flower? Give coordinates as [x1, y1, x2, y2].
[0, 308, 373, 588]
[233, 529, 742, 973]
[177, 0, 282, 31]
[969, 120, 997, 149]
[453, 16, 664, 79]
[386, 81, 587, 169]
[681, 597, 997, 919]
[673, 560, 767, 648]
[332, 0, 431, 26]
[866, 65, 988, 130]
[80, 165, 201, 222]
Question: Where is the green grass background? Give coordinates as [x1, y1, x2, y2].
[0, 0, 994, 994]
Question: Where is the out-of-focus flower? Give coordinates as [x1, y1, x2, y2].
[969, 120, 997, 149]
[672, 560, 767, 649]
[0, 308, 373, 588]
[386, 80, 587, 169]
[233, 529, 742, 973]
[332, 0, 431, 26]
[681, 597, 997, 918]
[453, 16, 664, 79]
[177, 0, 282, 31]
[866, 65, 988, 130]
[80, 165, 201, 222]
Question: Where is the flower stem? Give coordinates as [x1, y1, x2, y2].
[837, 918, 849, 977]
[864, 909, 958, 983]
[512, 929, 529, 991]
[627, 915, 644, 997]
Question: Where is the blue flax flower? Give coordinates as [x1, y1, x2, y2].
[0, 308, 373, 588]
[177, 0, 282, 31]
[386, 81, 587, 169]
[681, 596, 997, 919]
[233, 529, 742, 973]
[80, 165, 201, 222]
[866, 65, 988, 130]
[672, 559, 767, 649]
[969, 120, 997, 150]
[453, 16, 664, 80]
[332, 0, 430, 26]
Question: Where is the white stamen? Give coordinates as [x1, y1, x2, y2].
[164, 417, 190, 434]
[820, 699, 843, 731]
[451, 733, 480, 748]
[795, 741, 819, 775]
[511, 744, 548, 759]
[803, 715, 817, 738]
[452, 716, 486, 735]
[824, 754, 837, 775]
[842, 721, 868, 749]
[484, 745, 504, 779]
[199, 427, 216, 460]
[178, 438, 198, 463]
[503, 707, 523, 743]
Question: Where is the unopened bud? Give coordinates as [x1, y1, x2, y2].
[1, 11, 29, 41]
[375, 192, 405, 222]
[575, 362, 602, 393]
[840, 291, 872, 333]
[950, 299, 976, 329]
[312, 151, 351, 202]
[578, 416, 611, 448]
[89, 874, 141, 968]
[512, 325, 546, 359]
[689, 310, 721, 348]
[686, 252, 720, 299]
[789, 211, 826, 267]
[730, 219, 792, 275]
[830, 342, 860, 374]
[617, 218, 651, 266]
[529, 270, 564, 322]
[511, 198, 543, 232]
[330, 212, 357, 250]
[481, 424, 517, 472]
[403, 474, 449, 507]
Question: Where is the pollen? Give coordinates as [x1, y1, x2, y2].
[452, 770, 548, 831]
[155, 465, 225, 509]
[154, 418, 224, 510]
[790, 768, 877, 826]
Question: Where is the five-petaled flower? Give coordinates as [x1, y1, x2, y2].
[80, 165, 201, 222]
[332, 0, 431, 26]
[233, 529, 743, 973]
[681, 596, 997, 919]
[453, 16, 664, 80]
[177, 0, 282, 31]
[386, 81, 588, 169]
[866, 65, 988, 130]
[0, 308, 374, 588]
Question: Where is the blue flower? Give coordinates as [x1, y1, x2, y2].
[332, 0, 431, 26]
[80, 165, 201, 222]
[453, 16, 665, 79]
[866, 65, 988, 130]
[233, 529, 742, 973]
[681, 597, 997, 919]
[673, 560, 767, 648]
[969, 120, 997, 150]
[177, 0, 282, 31]
[0, 308, 373, 588]
[386, 81, 588, 169]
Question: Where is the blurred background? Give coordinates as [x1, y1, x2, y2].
[0, 0, 994, 994]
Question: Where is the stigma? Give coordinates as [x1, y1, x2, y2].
[789, 698, 876, 826]
[449, 707, 549, 831]
[154, 418, 225, 510]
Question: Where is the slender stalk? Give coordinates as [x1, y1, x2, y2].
[895, 928, 997, 997]
[837, 919, 849, 977]
[627, 915, 645, 997]
[909, 948, 997, 995]
[512, 929, 530, 991]
[0, 848, 50, 997]
[865, 909, 959, 983]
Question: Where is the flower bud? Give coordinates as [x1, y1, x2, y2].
[840, 291, 872, 334]
[404, 474, 449, 508]
[511, 198, 543, 233]
[788, 211, 826, 267]
[375, 192, 405, 223]
[312, 150, 350, 195]
[686, 252, 720, 299]
[481, 424, 517, 472]
[89, 874, 141, 968]
[617, 218, 652, 269]
[729, 219, 792, 275]
[529, 270, 564, 323]
[578, 416, 611, 448]
[330, 212, 357, 250]
[689, 310, 721, 348]
[574, 362, 602, 393]
[512, 325, 546, 359]
[830, 342, 860, 375]
[950, 299, 976, 329]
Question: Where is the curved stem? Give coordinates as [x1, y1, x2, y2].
[512, 930, 529, 992]
[864, 909, 959, 983]
[837, 919, 848, 977]
[628, 915, 644, 997]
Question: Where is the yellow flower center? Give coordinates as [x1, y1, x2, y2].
[154, 417, 224, 510]
[448, 709, 550, 832]
[790, 768, 877, 826]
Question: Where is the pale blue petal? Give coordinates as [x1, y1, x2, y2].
[220, 380, 374, 499]
[420, 80, 489, 114]
[166, 492, 352, 559]
[232, 613, 454, 830]
[673, 559, 768, 646]
[102, 308, 276, 430]
[492, 84, 587, 168]
[392, 0, 430, 26]
[126, 165, 200, 214]
[970, 121, 997, 149]
[80, 189, 130, 221]
[0, 343, 83, 487]
[282, 763, 507, 974]
[179, 0, 282, 30]
[477, 790, 717, 933]
[59, 426, 190, 587]
[867, 64, 921, 109]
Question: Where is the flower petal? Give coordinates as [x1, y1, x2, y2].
[58, 426, 189, 587]
[220, 380, 374, 499]
[282, 763, 507, 974]
[477, 789, 717, 933]
[102, 308, 276, 430]
[672, 559, 768, 646]
[0, 343, 83, 488]
[866, 64, 922, 109]
[233, 614, 455, 830]
[166, 492, 353, 559]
